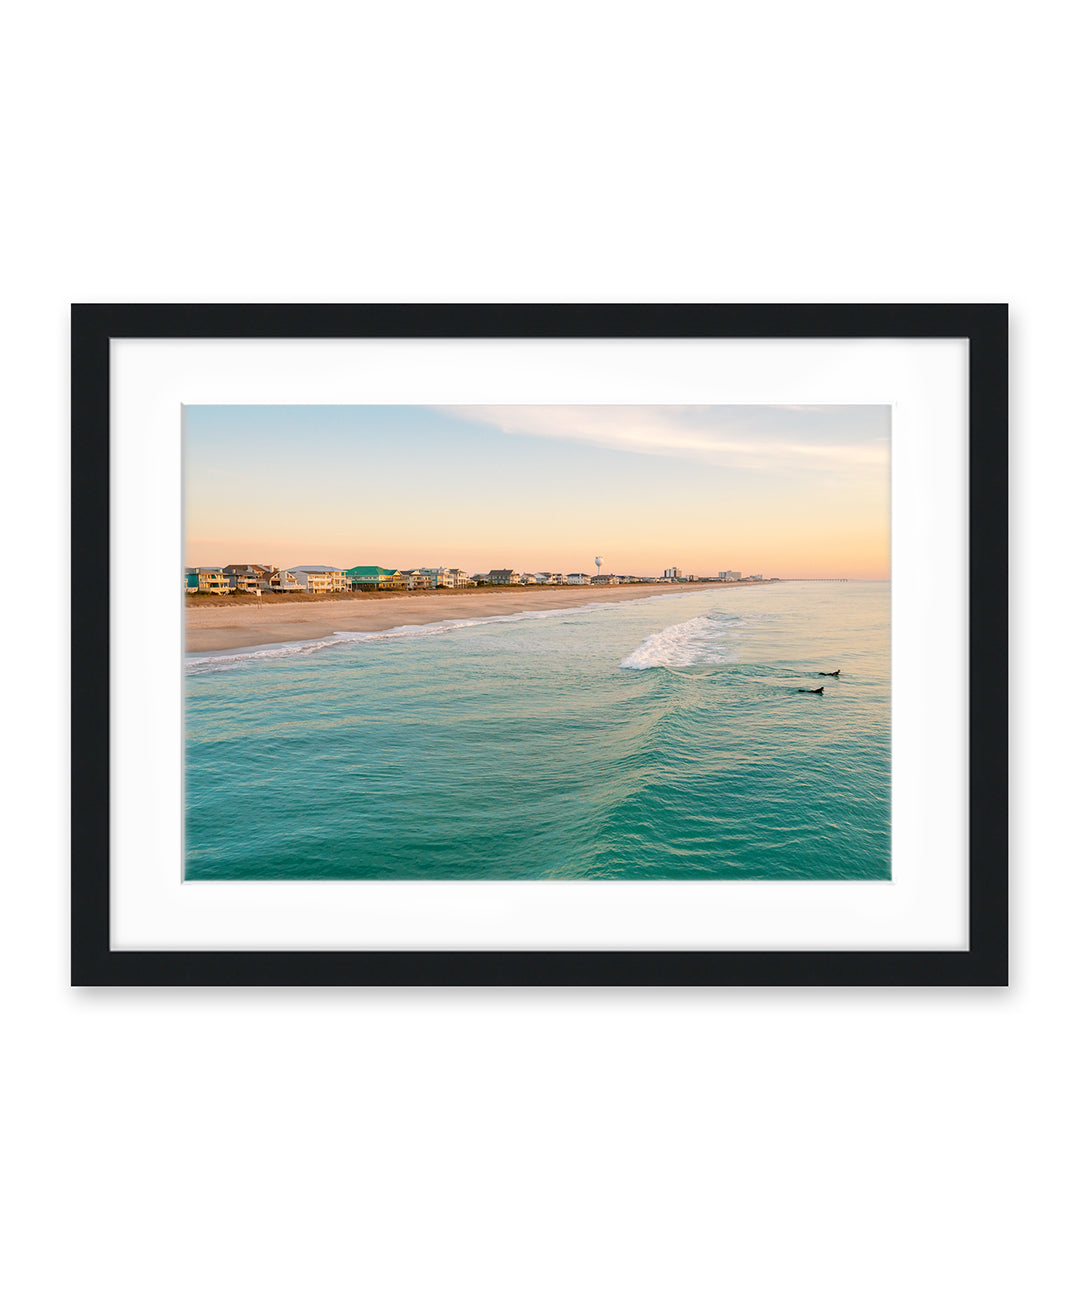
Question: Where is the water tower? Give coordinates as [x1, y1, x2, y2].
[594, 555, 604, 579]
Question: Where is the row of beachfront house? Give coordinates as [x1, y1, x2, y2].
[184, 565, 642, 594]
[487, 571, 716, 586]
[481, 571, 772, 586]
[185, 564, 769, 594]
[185, 564, 476, 595]
[489, 571, 642, 586]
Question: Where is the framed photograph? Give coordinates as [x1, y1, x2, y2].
[71, 304, 1007, 986]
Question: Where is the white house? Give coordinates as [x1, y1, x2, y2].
[270, 568, 304, 592]
[281, 565, 348, 593]
[566, 572, 590, 585]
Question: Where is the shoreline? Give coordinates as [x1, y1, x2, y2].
[185, 583, 765, 653]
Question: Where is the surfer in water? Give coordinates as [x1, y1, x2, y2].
[797, 686, 825, 694]
[817, 670, 840, 677]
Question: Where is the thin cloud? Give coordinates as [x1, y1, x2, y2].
[440, 405, 889, 474]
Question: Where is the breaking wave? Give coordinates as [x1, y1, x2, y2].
[619, 613, 747, 670]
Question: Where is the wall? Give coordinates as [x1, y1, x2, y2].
[2, 3, 1070, 1293]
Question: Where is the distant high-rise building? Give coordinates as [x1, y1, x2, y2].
[663, 566, 682, 579]
[718, 570, 742, 582]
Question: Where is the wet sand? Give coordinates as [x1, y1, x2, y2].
[186, 584, 754, 652]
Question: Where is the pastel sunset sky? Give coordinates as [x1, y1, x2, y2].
[183, 404, 891, 578]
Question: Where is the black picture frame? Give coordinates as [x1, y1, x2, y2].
[71, 303, 1008, 987]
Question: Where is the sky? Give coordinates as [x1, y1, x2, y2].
[183, 405, 891, 578]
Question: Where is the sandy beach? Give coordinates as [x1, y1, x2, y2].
[186, 583, 758, 653]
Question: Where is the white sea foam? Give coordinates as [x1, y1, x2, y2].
[185, 600, 626, 674]
[619, 614, 746, 670]
[185, 589, 760, 675]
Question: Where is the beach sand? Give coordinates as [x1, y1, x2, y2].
[185, 584, 753, 652]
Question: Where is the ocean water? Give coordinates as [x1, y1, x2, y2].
[185, 582, 890, 880]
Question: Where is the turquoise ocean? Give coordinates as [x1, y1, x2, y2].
[185, 581, 890, 880]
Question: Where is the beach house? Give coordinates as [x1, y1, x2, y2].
[269, 568, 305, 592]
[279, 566, 348, 594]
[488, 569, 520, 585]
[186, 567, 230, 594]
[566, 572, 590, 585]
[346, 566, 405, 591]
[420, 567, 466, 589]
[223, 563, 274, 592]
[590, 574, 620, 585]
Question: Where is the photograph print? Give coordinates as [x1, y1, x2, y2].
[184, 403, 891, 881]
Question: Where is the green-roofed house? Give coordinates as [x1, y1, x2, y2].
[345, 566, 405, 591]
